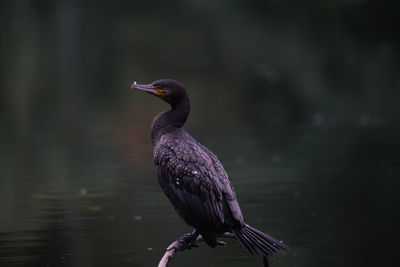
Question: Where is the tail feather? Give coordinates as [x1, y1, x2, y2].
[233, 224, 289, 257]
[234, 229, 258, 255]
[242, 226, 278, 256]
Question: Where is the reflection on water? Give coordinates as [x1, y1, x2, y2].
[1, 112, 399, 267]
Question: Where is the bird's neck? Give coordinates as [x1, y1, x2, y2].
[150, 97, 190, 145]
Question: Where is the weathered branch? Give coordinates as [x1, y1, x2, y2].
[157, 232, 270, 267]
[158, 232, 235, 267]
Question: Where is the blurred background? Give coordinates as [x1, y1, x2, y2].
[1, 0, 400, 266]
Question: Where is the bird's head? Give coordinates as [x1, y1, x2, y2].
[131, 79, 188, 106]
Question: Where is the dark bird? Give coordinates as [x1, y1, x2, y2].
[131, 79, 289, 258]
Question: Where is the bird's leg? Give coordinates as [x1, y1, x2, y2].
[166, 230, 200, 252]
[159, 230, 201, 267]
[184, 229, 200, 249]
[170, 229, 199, 250]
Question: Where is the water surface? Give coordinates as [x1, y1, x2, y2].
[1, 111, 399, 267]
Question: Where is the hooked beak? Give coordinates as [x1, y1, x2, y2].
[130, 82, 165, 96]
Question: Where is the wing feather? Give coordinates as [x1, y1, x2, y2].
[154, 132, 244, 231]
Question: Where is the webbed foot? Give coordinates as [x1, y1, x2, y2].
[167, 230, 199, 251]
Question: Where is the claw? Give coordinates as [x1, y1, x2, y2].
[216, 240, 226, 246]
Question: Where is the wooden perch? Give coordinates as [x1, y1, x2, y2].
[158, 232, 234, 267]
[157, 232, 269, 267]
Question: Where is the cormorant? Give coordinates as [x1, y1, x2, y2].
[131, 79, 289, 258]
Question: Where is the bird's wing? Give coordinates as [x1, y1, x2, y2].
[154, 137, 242, 229]
[197, 143, 244, 225]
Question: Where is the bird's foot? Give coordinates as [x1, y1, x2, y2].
[182, 232, 199, 249]
[167, 231, 199, 252]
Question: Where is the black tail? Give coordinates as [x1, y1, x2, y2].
[232, 224, 289, 257]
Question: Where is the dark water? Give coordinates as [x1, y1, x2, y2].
[1, 111, 399, 267]
[1, 1, 400, 267]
